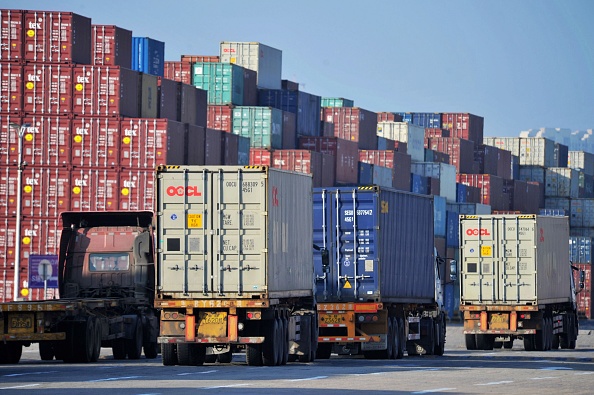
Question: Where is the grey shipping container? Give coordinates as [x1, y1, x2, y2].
[313, 186, 437, 304]
[156, 165, 314, 299]
[458, 215, 572, 306]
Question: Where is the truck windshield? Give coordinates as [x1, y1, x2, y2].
[90, 253, 130, 271]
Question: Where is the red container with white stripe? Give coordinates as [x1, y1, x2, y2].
[91, 24, 132, 67]
[0, 62, 23, 113]
[164, 61, 192, 85]
[298, 136, 358, 185]
[249, 148, 273, 166]
[118, 168, 155, 211]
[0, 9, 25, 62]
[16, 115, 72, 167]
[22, 63, 73, 115]
[69, 167, 119, 211]
[272, 149, 324, 187]
[207, 105, 233, 132]
[71, 117, 120, 168]
[359, 150, 395, 168]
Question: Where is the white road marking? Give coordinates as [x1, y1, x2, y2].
[412, 388, 456, 394]
[287, 376, 327, 381]
[201, 384, 251, 389]
[531, 376, 557, 380]
[0, 384, 40, 390]
[4, 371, 58, 377]
[540, 367, 572, 370]
[575, 372, 594, 375]
[475, 381, 514, 386]
[88, 376, 142, 382]
[177, 370, 218, 375]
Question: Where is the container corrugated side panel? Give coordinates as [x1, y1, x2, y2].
[220, 42, 282, 89]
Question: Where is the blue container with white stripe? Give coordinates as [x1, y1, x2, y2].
[132, 37, 165, 77]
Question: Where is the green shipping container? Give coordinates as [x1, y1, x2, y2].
[321, 97, 354, 108]
[192, 62, 244, 105]
[232, 106, 283, 149]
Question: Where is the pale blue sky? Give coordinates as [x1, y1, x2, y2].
[5, 0, 594, 137]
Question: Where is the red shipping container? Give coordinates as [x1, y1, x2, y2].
[250, 148, 273, 166]
[118, 168, 155, 211]
[573, 264, 592, 319]
[457, 174, 508, 211]
[441, 113, 484, 148]
[0, 216, 62, 301]
[322, 107, 378, 150]
[70, 167, 119, 211]
[91, 25, 132, 67]
[71, 117, 120, 168]
[0, 166, 71, 217]
[298, 136, 358, 185]
[0, 62, 22, 113]
[0, 9, 24, 62]
[207, 105, 233, 133]
[427, 137, 475, 174]
[16, 115, 71, 167]
[24, 11, 91, 64]
[425, 128, 450, 138]
[23, 63, 73, 115]
[222, 131, 239, 165]
[377, 112, 403, 122]
[164, 61, 192, 85]
[0, 114, 21, 165]
[205, 128, 223, 165]
[272, 149, 323, 187]
[180, 55, 219, 63]
[158, 77, 180, 121]
[120, 118, 186, 168]
[187, 124, 205, 165]
[359, 150, 394, 168]
[72, 65, 139, 117]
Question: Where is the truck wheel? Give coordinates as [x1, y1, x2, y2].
[161, 344, 177, 366]
[396, 318, 405, 359]
[533, 318, 546, 351]
[434, 315, 446, 356]
[297, 314, 315, 363]
[0, 342, 22, 364]
[465, 334, 477, 350]
[143, 341, 159, 359]
[39, 342, 55, 361]
[187, 344, 206, 366]
[246, 343, 263, 366]
[390, 318, 399, 359]
[476, 334, 494, 350]
[112, 339, 127, 360]
[545, 317, 552, 351]
[217, 351, 233, 363]
[274, 318, 283, 365]
[503, 339, 514, 349]
[126, 318, 143, 360]
[80, 318, 96, 363]
[91, 318, 102, 362]
[551, 334, 560, 350]
[280, 316, 289, 365]
[262, 319, 280, 366]
[316, 342, 332, 359]
[523, 335, 535, 351]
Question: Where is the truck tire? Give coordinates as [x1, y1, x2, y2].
[187, 344, 206, 366]
[162, 344, 177, 366]
[39, 342, 55, 361]
[144, 341, 159, 359]
[433, 315, 445, 356]
[112, 339, 127, 360]
[0, 342, 22, 364]
[126, 318, 143, 360]
[503, 340, 514, 349]
[262, 318, 280, 366]
[217, 351, 233, 364]
[281, 316, 289, 365]
[476, 334, 494, 350]
[523, 335, 535, 351]
[533, 318, 546, 351]
[316, 342, 332, 359]
[545, 317, 552, 351]
[465, 334, 477, 350]
[390, 317, 399, 359]
[275, 318, 283, 365]
[297, 314, 316, 363]
[91, 318, 102, 362]
[246, 343, 263, 366]
[396, 318, 405, 359]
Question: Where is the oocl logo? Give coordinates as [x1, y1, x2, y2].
[166, 186, 201, 197]
[466, 228, 491, 236]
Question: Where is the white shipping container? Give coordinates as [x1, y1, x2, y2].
[483, 137, 520, 156]
[156, 165, 314, 299]
[377, 121, 424, 162]
[410, 162, 456, 202]
[446, 202, 492, 215]
[519, 137, 556, 167]
[545, 167, 579, 198]
[220, 41, 282, 89]
[570, 199, 594, 228]
[459, 215, 572, 305]
[519, 165, 546, 183]
[568, 150, 594, 176]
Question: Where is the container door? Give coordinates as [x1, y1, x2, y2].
[157, 169, 210, 294]
[211, 169, 266, 297]
[313, 189, 337, 300]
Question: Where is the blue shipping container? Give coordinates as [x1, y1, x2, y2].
[434, 196, 447, 238]
[358, 162, 374, 185]
[258, 89, 321, 137]
[237, 135, 250, 165]
[412, 113, 442, 129]
[132, 37, 165, 77]
[313, 186, 437, 303]
[411, 173, 428, 195]
[446, 210, 459, 248]
[456, 183, 467, 203]
[570, 236, 592, 263]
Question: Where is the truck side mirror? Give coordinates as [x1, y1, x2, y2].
[579, 270, 585, 290]
[449, 260, 458, 281]
[321, 248, 330, 273]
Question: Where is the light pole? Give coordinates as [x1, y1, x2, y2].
[9, 122, 31, 301]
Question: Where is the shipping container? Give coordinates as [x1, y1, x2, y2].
[69, 167, 119, 211]
[157, 165, 313, 296]
[24, 11, 91, 64]
[207, 104, 233, 133]
[545, 167, 579, 198]
[568, 150, 594, 176]
[281, 110, 296, 149]
[272, 149, 324, 186]
[411, 162, 457, 202]
[237, 134, 250, 165]
[446, 210, 459, 248]
[298, 136, 358, 185]
[411, 173, 428, 195]
[179, 82, 207, 127]
[17, 115, 71, 166]
[570, 236, 592, 264]
[313, 186, 437, 303]
[222, 130, 239, 165]
[249, 147, 272, 166]
[573, 264, 592, 319]
[359, 150, 395, 168]
[519, 165, 546, 184]
[186, 123, 205, 165]
[232, 106, 283, 149]
[376, 111, 403, 122]
[377, 136, 395, 151]
[0, 62, 22, 113]
[131, 37, 164, 77]
[0, 9, 24, 62]
[219, 41, 282, 89]
[321, 97, 353, 107]
[164, 61, 192, 85]
[242, 68, 258, 106]
[323, 107, 377, 150]
[425, 128, 450, 138]
[358, 161, 374, 185]
[554, 142, 569, 167]
[412, 113, 442, 129]
[157, 77, 180, 121]
[578, 171, 594, 198]
[544, 197, 571, 217]
[377, 121, 424, 162]
[441, 113, 483, 147]
[204, 127, 223, 165]
[180, 55, 219, 63]
[140, 72, 159, 118]
[281, 79, 299, 91]
[91, 25, 132, 67]
[258, 89, 322, 137]
[569, 198, 594, 228]
[118, 168, 155, 211]
[120, 118, 186, 168]
[446, 202, 492, 215]
[0, 166, 71, 217]
[426, 137, 475, 174]
[72, 65, 139, 117]
[71, 117, 120, 168]
[372, 165, 393, 188]
[23, 63, 73, 115]
[456, 173, 508, 211]
[434, 195, 447, 238]
[192, 62, 245, 105]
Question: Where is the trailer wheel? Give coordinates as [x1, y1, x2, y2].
[297, 314, 316, 363]
[523, 335, 535, 351]
[476, 334, 494, 350]
[112, 339, 127, 360]
[503, 339, 514, 349]
[533, 318, 546, 351]
[217, 351, 233, 364]
[465, 334, 477, 350]
[162, 343, 177, 366]
[396, 318, 405, 359]
[187, 344, 206, 366]
[280, 316, 289, 365]
[39, 342, 55, 361]
[274, 318, 283, 366]
[91, 317, 102, 362]
[246, 343, 263, 366]
[126, 318, 143, 360]
[262, 318, 280, 366]
[545, 317, 553, 351]
[433, 315, 446, 356]
[144, 341, 159, 359]
[316, 342, 332, 359]
[0, 342, 22, 364]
